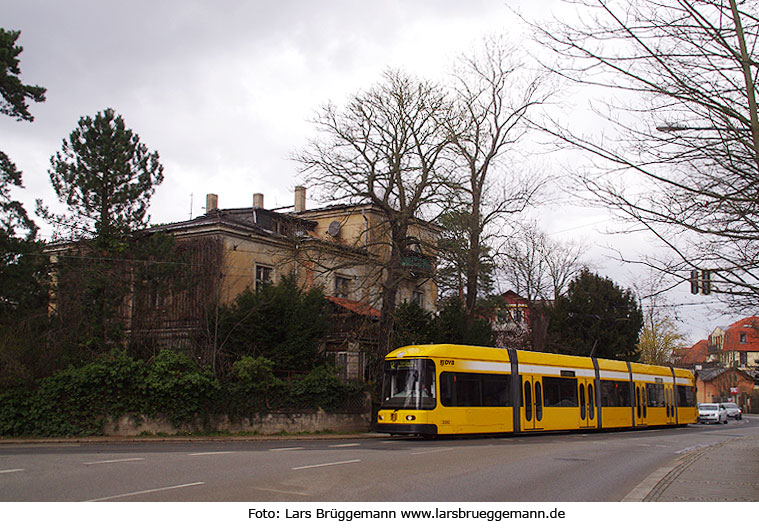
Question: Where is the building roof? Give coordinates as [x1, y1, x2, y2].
[722, 316, 759, 351]
[501, 290, 528, 305]
[673, 339, 709, 366]
[696, 366, 755, 383]
[326, 296, 381, 319]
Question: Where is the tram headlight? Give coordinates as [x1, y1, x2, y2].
[406, 415, 416, 421]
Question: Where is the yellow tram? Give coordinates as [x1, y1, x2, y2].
[376, 344, 697, 436]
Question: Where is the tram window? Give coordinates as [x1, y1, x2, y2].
[642, 387, 647, 418]
[542, 376, 579, 407]
[677, 385, 696, 407]
[579, 383, 586, 419]
[440, 372, 512, 407]
[381, 359, 436, 410]
[646, 383, 666, 407]
[456, 376, 481, 407]
[600, 380, 631, 407]
[483, 376, 511, 406]
[588, 383, 595, 420]
[535, 382, 543, 421]
[524, 382, 533, 421]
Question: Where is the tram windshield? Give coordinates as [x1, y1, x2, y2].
[381, 359, 436, 410]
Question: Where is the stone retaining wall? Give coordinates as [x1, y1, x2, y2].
[104, 409, 372, 436]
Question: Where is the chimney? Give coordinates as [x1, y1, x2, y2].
[294, 186, 306, 212]
[206, 193, 218, 212]
[253, 193, 264, 209]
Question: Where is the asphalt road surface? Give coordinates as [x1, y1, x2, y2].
[1, 418, 757, 501]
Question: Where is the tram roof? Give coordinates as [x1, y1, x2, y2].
[385, 344, 694, 381]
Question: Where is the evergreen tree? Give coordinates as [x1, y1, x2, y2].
[37, 109, 165, 361]
[433, 297, 494, 347]
[0, 29, 45, 124]
[391, 301, 436, 349]
[0, 28, 46, 315]
[435, 209, 497, 302]
[213, 276, 331, 374]
[548, 269, 643, 361]
[0, 28, 50, 387]
[41, 108, 163, 244]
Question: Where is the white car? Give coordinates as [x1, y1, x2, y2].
[697, 403, 728, 424]
[722, 402, 743, 420]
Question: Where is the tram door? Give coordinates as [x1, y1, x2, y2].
[634, 382, 648, 426]
[578, 378, 598, 429]
[521, 375, 544, 431]
[665, 385, 676, 425]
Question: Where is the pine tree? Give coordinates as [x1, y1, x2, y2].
[42, 108, 163, 244]
[0, 28, 46, 316]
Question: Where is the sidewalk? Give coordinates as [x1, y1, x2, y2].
[624, 428, 759, 501]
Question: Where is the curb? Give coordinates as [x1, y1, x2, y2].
[0, 432, 383, 445]
[621, 439, 728, 502]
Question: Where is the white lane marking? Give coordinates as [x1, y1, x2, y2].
[188, 451, 234, 456]
[292, 459, 361, 471]
[253, 487, 310, 497]
[85, 481, 205, 502]
[84, 458, 145, 466]
[329, 443, 360, 448]
[410, 448, 456, 456]
[0, 468, 24, 474]
[270, 447, 304, 452]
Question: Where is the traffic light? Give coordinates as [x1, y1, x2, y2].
[701, 269, 712, 295]
[690, 270, 699, 294]
[689, 269, 713, 295]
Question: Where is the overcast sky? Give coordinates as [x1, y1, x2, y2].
[1, 0, 734, 341]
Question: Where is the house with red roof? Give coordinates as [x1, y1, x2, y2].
[678, 316, 759, 411]
[492, 290, 552, 351]
[709, 316, 759, 369]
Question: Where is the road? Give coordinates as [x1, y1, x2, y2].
[1, 418, 757, 502]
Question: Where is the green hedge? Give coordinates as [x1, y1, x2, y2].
[0, 351, 366, 438]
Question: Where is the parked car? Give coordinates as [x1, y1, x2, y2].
[722, 402, 742, 420]
[697, 403, 728, 424]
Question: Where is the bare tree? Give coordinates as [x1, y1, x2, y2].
[295, 70, 453, 377]
[632, 271, 688, 365]
[499, 221, 588, 349]
[525, 0, 759, 310]
[501, 221, 588, 301]
[446, 37, 550, 327]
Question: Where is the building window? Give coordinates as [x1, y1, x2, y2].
[740, 333, 747, 344]
[334, 275, 351, 298]
[411, 289, 424, 307]
[255, 264, 273, 291]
